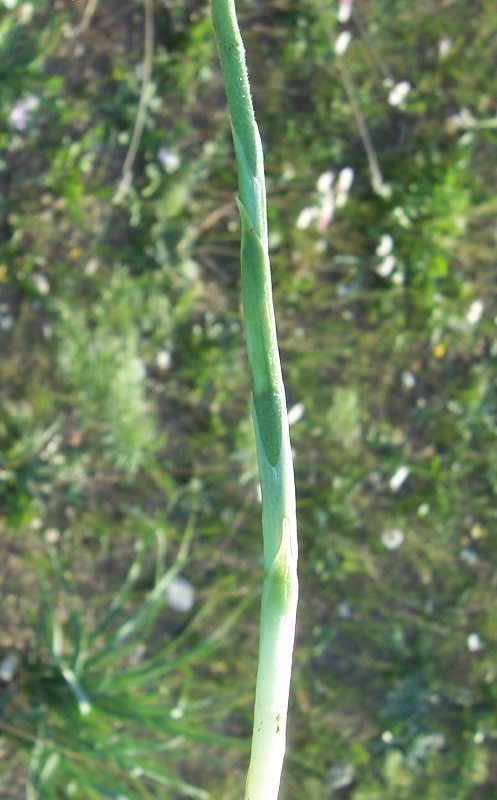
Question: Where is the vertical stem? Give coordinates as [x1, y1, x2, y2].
[113, 0, 154, 203]
[210, 2, 298, 799]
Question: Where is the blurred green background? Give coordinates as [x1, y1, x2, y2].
[0, 0, 496, 797]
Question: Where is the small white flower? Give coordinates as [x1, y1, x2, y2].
[337, 167, 354, 195]
[389, 465, 409, 492]
[388, 80, 411, 107]
[316, 194, 335, 230]
[392, 205, 411, 228]
[336, 602, 353, 619]
[0, 652, 19, 682]
[381, 527, 405, 550]
[466, 300, 484, 325]
[335, 30, 352, 57]
[467, 633, 483, 653]
[156, 349, 172, 371]
[282, 164, 296, 181]
[18, 3, 34, 22]
[84, 258, 99, 275]
[158, 147, 181, 173]
[9, 95, 38, 130]
[164, 575, 195, 613]
[32, 272, 50, 295]
[460, 548, 479, 566]
[316, 170, 334, 194]
[337, 0, 354, 23]
[416, 734, 446, 755]
[381, 730, 394, 743]
[328, 763, 354, 790]
[44, 527, 61, 544]
[438, 37, 452, 60]
[401, 371, 416, 389]
[447, 108, 476, 132]
[335, 167, 354, 207]
[296, 205, 319, 230]
[299, 167, 352, 231]
[376, 234, 394, 257]
[376, 255, 396, 277]
[288, 402, 305, 426]
[0, 311, 13, 331]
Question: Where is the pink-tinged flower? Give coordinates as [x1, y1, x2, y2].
[337, 0, 354, 23]
[316, 194, 335, 230]
[9, 96, 38, 131]
[18, 3, 35, 23]
[297, 166, 353, 232]
[316, 171, 336, 229]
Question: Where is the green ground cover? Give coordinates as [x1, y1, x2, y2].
[1, 0, 496, 798]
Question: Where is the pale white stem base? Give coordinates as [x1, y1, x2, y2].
[245, 519, 298, 800]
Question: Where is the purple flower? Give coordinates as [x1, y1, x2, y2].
[9, 96, 38, 131]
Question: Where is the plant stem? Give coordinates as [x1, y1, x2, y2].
[209, 2, 298, 798]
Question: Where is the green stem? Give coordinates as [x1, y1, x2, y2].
[210, 2, 298, 799]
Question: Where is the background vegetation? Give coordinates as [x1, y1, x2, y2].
[1, 0, 496, 797]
